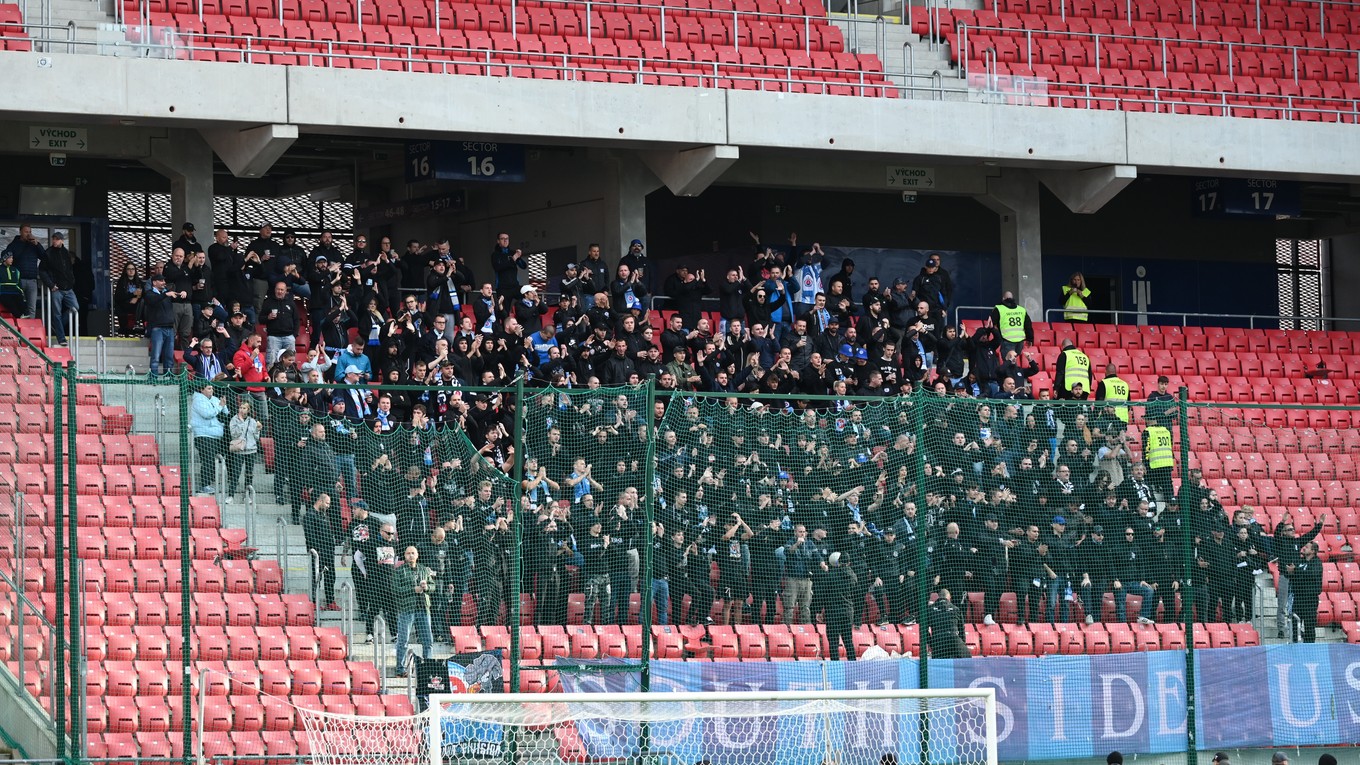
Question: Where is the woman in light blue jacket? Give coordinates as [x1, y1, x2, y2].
[190, 384, 227, 495]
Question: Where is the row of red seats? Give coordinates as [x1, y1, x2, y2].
[1197, 453, 1360, 482]
[979, 40, 1359, 88]
[995, 0, 1360, 36]
[0, 404, 132, 434]
[957, 9, 1360, 58]
[153, 19, 867, 70]
[0, 463, 181, 496]
[7, 560, 277, 603]
[0, 433, 160, 466]
[8, 591, 316, 631]
[1033, 321, 1359, 352]
[3, 525, 233, 563]
[490, 620, 1261, 662]
[135, 0, 829, 26]
[81, 658, 380, 699]
[88, 730, 306, 760]
[91, 690, 395, 734]
[142, 10, 847, 52]
[0, 494, 219, 528]
[83, 625, 345, 663]
[1193, 425, 1360, 455]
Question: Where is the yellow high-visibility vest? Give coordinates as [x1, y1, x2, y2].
[1145, 425, 1174, 469]
[1103, 376, 1130, 423]
[1062, 349, 1090, 393]
[995, 304, 1027, 343]
[1062, 285, 1091, 322]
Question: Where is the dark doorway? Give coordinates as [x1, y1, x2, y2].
[1083, 275, 1120, 324]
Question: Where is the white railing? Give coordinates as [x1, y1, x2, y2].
[955, 21, 1360, 87]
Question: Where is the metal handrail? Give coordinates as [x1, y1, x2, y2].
[338, 581, 355, 658]
[956, 20, 1360, 85]
[214, 453, 227, 503]
[95, 335, 107, 374]
[374, 613, 390, 694]
[244, 485, 257, 546]
[274, 517, 287, 591]
[1040, 306, 1360, 329]
[952, 303, 1360, 330]
[67, 308, 78, 366]
[310, 547, 322, 605]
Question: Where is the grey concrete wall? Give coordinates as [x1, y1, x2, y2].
[4, 52, 1360, 181]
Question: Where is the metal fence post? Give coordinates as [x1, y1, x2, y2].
[179, 374, 194, 765]
[1179, 386, 1198, 765]
[51, 365, 66, 762]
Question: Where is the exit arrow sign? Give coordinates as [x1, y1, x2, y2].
[29, 126, 88, 152]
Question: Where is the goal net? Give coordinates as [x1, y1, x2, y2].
[424, 690, 998, 765]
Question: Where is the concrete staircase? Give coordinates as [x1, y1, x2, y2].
[80, 347, 406, 680]
[826, 0, 978, 101]
[28, 0, 116, 49]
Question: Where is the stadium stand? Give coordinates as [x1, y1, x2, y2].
[115, 0, 894, 95]
[917, 0, 1360, 118]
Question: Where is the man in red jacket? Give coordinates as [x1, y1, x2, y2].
[234, 333, 268, 398]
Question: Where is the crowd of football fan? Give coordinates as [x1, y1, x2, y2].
[89, 223, 1330, 666]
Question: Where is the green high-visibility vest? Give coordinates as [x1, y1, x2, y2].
[1063, 286, 1091, 322]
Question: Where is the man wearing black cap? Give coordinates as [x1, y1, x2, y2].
[40, 231, 78, 347]
[173, 222, 203, 256]
[143, 273, 177, 375]
[911, 253, 954, 322]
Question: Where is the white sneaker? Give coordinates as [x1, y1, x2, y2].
[982, 614, 996, 626]
[1137, 616, 1154, 625]
[1085, 615, 1095, 625]
[224, 496, 234, 505]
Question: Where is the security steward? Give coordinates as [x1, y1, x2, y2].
[1095, 363, 1131, 431]
[1054, 339, 1090, 401]
[990, 291, 1033, 359]
[1141, 417, 1176, 509]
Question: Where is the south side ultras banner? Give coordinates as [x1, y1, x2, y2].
[558, 644, 1360, 761]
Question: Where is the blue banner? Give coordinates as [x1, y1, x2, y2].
[558, 644, 1360, 761]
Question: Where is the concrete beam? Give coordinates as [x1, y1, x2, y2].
[977, 169, 1044, 317]
[201, 123, 299, 178]
[1037, 164, 1137, 214]
[638, 145, 739, 197]
[142, 129, 214, 236]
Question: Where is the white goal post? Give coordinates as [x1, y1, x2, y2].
[426, 689, 999, 765]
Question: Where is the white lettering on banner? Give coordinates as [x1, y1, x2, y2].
[885, 165, 936, 189]
[968, 676, 1014, 742]
[1050, 674, 1067, 741]
[1275, 663, 1323, 727]
[1155, 671, 1188, 735]
[1100, 674, 1145, 738]
[1346, 662, 1360, 723]
[29, 126, 88, 151]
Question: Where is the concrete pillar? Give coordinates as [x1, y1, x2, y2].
[977, 169, 1044, 318]
[143, 129, 214, 238]
[601, 151, 664, 264]
[638, 145, 739, 197]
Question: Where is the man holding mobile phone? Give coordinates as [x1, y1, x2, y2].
[393, 546, 437, 675]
